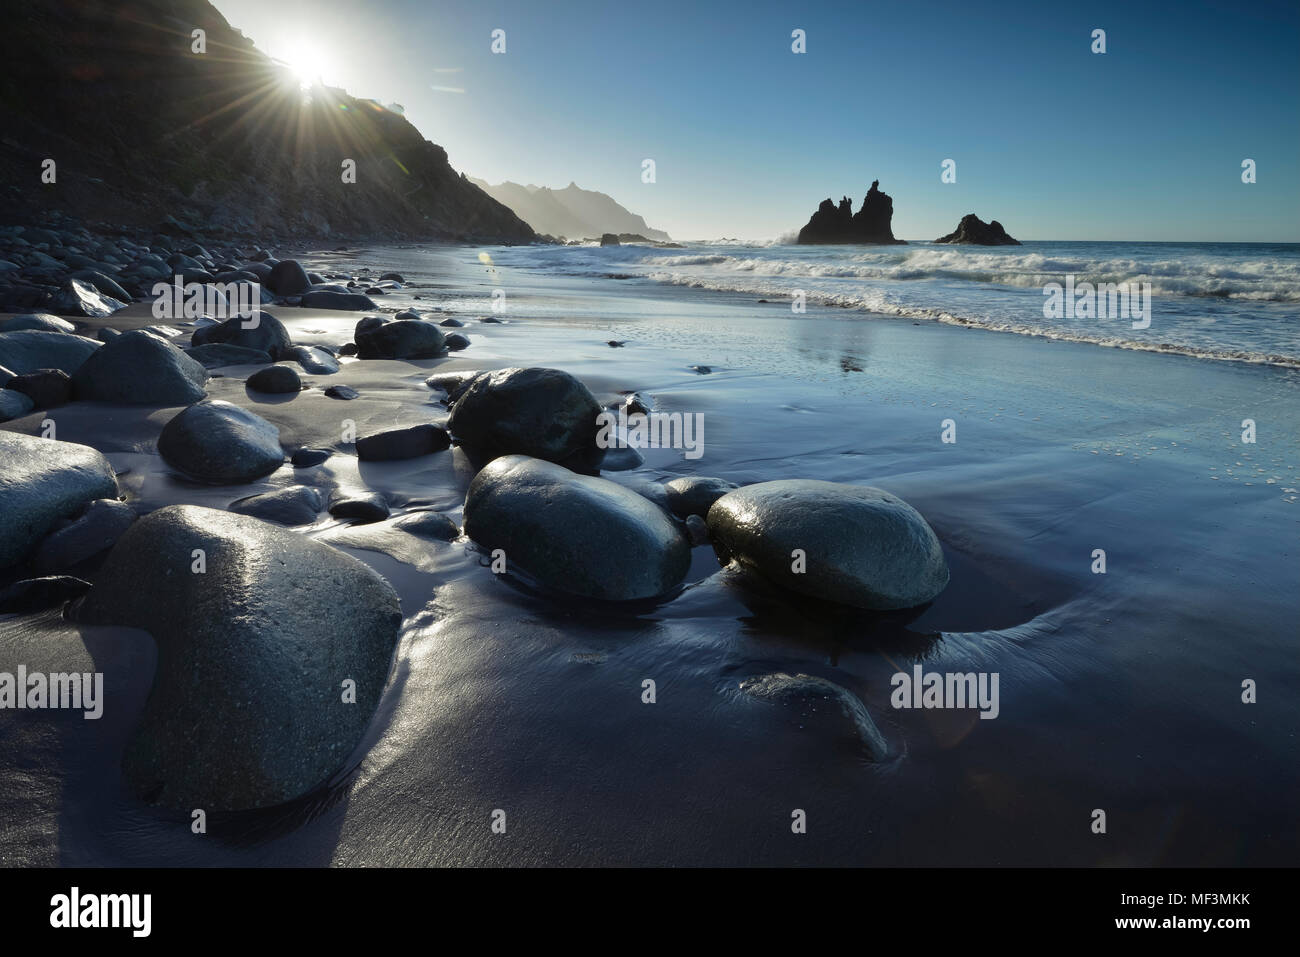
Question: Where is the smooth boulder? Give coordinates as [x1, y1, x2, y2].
[158, 401, 284, 484]
[73, 505, 403, 810]
[32, 498, 136, 572]
[707, 480, 949, 610]
[354, 319, 445, 359]
[448, 367, 603, 469]
[0, 330, 100, 376]
[0, 431, 119, 568]
[246, 364, 302, 394]
[72, 329, 208, 405]
[463, 455, 690, 600]
[190, 311, 292, 359]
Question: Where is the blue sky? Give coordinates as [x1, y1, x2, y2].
[214, 0, 1300, 241]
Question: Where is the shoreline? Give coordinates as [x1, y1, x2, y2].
[1, 240, 1296, 865]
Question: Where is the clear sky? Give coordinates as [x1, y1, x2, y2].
[213, 0, 1300, 242]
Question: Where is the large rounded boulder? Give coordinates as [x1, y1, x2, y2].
[190, 311, 292, 359]
[72, 329, 208, 405]
[706, 480, 949, 610]
[463, 454, 690, 600]
[448, 367, 603, 469]
[354, 318, 445, 359]
[0, 330, 100, 376]
[0, 432, 120, 568]
[74, 505, 403, 810]
[158, 400, 284, 484]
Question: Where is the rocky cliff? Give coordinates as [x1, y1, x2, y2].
[0, 0, 535, 243]
[796, 181, 906, 245]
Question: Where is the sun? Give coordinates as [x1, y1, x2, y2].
[276, 38, 326, 90]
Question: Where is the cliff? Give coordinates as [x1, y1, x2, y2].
[0, 0, 535, 243]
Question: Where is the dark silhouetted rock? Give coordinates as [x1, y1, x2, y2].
[796, 180, 907, 245]
[0, 388, 34, 421]
[74, 505, 402, 810]
[934, 213, 1021, 245]
[0, 314, 77, 334]
[291, 447, 333, 468]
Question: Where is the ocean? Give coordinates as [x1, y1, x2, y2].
[494, 240, 1300, 367]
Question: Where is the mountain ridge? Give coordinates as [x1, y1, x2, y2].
[470, 178, 671, 242]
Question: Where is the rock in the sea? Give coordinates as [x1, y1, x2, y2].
[354, 318, 446, 359]
[438, 317, 464, 328]
[323, 384, 359, 400]
[395, 509, 460, 541]
[934, 213, 1021, 245]
[0, 313, 77, 334]
[6, 368, 72, 409]
[73, 505, 403, 810]
[707, 480, 949, 610]
[185, 343, 273, 369]
[0, 388, 34, 421]
[33, 498, 136, 572]
[444, 332, 470, 351]
[228, 485, 323, 525]
[0, 431, 119, 568]
[284, 345, 339, 374]
[600, 233, 621, 246]
[0, 330, 100, 376]
[246, 364, 302, 394]
[190, 311, 292, 359]
[663, 476, 739, 518]
[447, 367, 603, 469]
[301, 290, 377, 311]
[328, 490, 390, 524]
[72, 329, 208, 405]
[291, 447, 332, 468]
[356, 423, 451, 461]
[463, 454, 690, 600]
[796, 180, 906, 245]
[265, 259, 313, 296]
[157, 400, 284, 484]
[739, 672, 888, 759]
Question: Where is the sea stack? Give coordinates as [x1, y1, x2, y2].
[796, 180, 906, 245]
[934, 213, 1021, 245]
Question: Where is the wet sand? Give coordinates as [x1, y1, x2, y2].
[1, 244, 1297, 865]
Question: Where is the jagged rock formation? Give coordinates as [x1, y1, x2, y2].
[796, 181, 906, 245]
[0, 0, 535, 243]
[470, 179, 671, 242]
[935, 214, 1020, 245]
